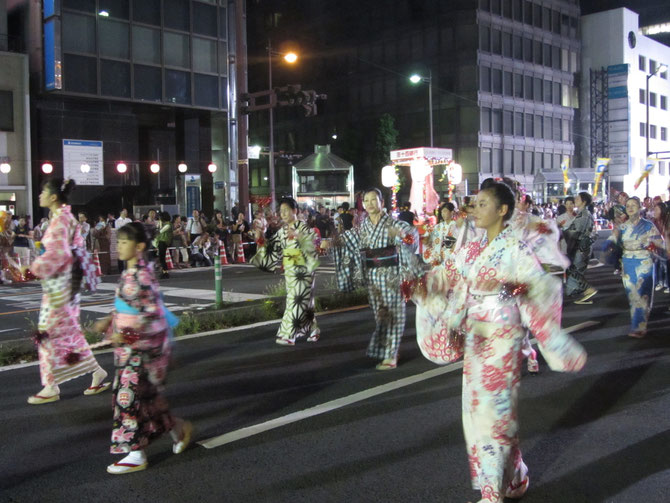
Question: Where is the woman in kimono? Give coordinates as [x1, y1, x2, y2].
[333, 188, 421, 370]
[94, 222, 191, 474]
[606, 197, 665, 338]
[419, 182, 586, 502]
[564, 192, 597, 304]
[251, 197, 320, 346]
[27, 179, 109, 404]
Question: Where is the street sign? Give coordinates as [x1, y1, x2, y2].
[62, 139, 104, 185]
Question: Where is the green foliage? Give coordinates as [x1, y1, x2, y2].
[372, 113, 399, 176]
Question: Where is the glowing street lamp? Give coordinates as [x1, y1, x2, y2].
[0, 163, 10, 174]
[116, 162, 127, 174]
[42, 163, 53, 174]
[409, 71, 434, 147]
[177, 163, 188, 173]
[150, 162, 160, 174]
[283, 52, 298, 63]
[207, 162, 217, 173]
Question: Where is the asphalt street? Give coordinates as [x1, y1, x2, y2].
[1, 263, 669, 503]
[0, 262, 337, 345]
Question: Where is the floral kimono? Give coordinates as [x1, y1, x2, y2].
[606, 219, 664, 334]
[110, 260, 176, 453]
[251, 220, 320, 344]
[29, 205, 100, 386]
[334, 213, 421, 361]
[420, 227, 586, 502]
[509, 210, 569, 270]
[564, 207, 595, 296]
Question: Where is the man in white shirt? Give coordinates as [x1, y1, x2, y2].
[115, 208, 133, 229]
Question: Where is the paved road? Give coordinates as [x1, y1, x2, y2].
[0, 262, 337, 345]
[1, 264, 670, 502]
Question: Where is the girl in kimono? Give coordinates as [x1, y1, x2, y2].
[333, 188, 421, 370]
[420, 182, 586, 502]
[93, 222, 191, 474]
[564, 192, 597, 304]
[27, 179, 109, 404]
[251, 197, 320, 346]
[606, 197, 665, 338]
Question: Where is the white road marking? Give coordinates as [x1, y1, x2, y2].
[198, 320, 600, 449]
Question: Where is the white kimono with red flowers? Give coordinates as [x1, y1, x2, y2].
[29, 205, 99, 386]
[421, 227, 586, 503]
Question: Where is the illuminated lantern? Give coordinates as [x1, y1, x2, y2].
[207, 162, 217, 173]
[116, 162, 127, 174]
[150, 163, 160, 174]
[42, 163, 53, 174]
[448, 163, 462, 184]
[410, 158, 431, 181]
[0, 163, 10, 174]
[80, 163, 90, 173]
[381, 165, 398, 187]
[177, 163, 188, 173]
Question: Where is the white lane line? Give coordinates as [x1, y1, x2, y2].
[198, 363, 464, 449]
[198, 320, 599, 449]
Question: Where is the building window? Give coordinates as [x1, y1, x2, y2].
[502, 32, 512, 58]
[533, 4, 542, 28]
[194, 73, 219, 108]
[524, 151, 533, 174]
[101, 60, 130, 97]
[491, 0, 501, 16]
[503, 149, 513, 174]
[543, 43, 551, 67]
[543, 79, 552, 103]
[503, 110, 513, 135]
[661, 127, 667, 142]
[650, 124, 657, 139]
[562, 118, 570, 141]
[63, 54, 97, 94]
[492, 148, 502, 172]
[134, 64, 162, 101]
[533, 77, 542, 101]
[132, 26, 161, 65]
[649, 59, 657, 74]
[639, 88, 645, 104]
[525, 113, 533, 137]
[99, 19, 129, 60]
[480, 26, 491, 52]
[553, 82, 561, 105]
[650, 92, 657, 107]
[514, 111, 523, 135]
[553, 117, 561, 141]
[62, 12, 96, 54]
[164, 31, 190, 68]
[513, 0, 523, 23]
[492, 68, 502, 94]
[133, 0, 161, 25]
[491, 28, 502, 55]
[503, 71, 513, 96]
[492, 109, 503, 133]
[481, 147, 492, 173]
[639, 55, 646, 71]
[534, 114, 542, 138]
[99, 0, 129, 20]
[524, 75, 533, 100]
[513, 35, 522, 59]
[164, 0, 190, 31]
[480, 66, 491, 92]
[514, 150, 523, 174]
[514, 73, 523, 98]
[640, 122, 646, 137]
[0, 91, 13, 131]
[661, 95, 668, 110]
[552, 9, 560, 34]
[523, 1, 532, 25]
[533, 40, 542, 65]
[481, 108, 492, 133]
[63, 0, 95, 13]
[502, 0, 512, 18]
[523, 37, 532, 63]
[193, 37, 218, 73]
[661, 67, 668, 79]
[193, 2, 218, 37]
[165, 69, 191, 104]
[480, 0, 490, 12]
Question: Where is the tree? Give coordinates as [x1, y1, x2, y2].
[372, 113, 399, 172]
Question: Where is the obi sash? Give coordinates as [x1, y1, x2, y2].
[361, 245, 399, 269]
[282, 247, 306, 267]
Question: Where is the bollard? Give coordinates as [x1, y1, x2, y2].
[214, 255, 223, 309]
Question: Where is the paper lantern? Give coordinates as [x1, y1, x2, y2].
[448, 163, 462, 185]
[381, 165, 398, 187]
[410, 158, 431, 181]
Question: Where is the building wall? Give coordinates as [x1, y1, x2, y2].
[0, 50, 31, 216]
[580, 8, 670, 198]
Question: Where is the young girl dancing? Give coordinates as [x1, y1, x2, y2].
[93, 222, 192, 474]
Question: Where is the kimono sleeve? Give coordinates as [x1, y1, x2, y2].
[296, 223, 320, 274]
[421, 225, 444, 265]
[515, 248, 587, 372]
[393, 220, 422, 280]
[30, 216, 73, 279]
[334, 228, 362, 292]
[250, 230, 281, 273]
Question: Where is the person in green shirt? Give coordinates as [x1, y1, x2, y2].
[153, 211, 173, 279]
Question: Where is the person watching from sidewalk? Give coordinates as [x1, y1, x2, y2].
[186, 209, 205, 244]
[154, 211, 173, 279]
[115, 208, 132, 229]
[92, 215, 112, 275]
[564, 192, 597, 304]
[13, 216, 32, 268]
[78, 212, 91, 251]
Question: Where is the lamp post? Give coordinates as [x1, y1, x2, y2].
[646, 63, 668, 197]
[410, 70, 434, 147]
[267, 40, 298, 211]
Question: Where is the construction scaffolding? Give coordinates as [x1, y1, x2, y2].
[589, 68, 609, 169]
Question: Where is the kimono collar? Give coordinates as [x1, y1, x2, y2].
[53, 204, 72, 218]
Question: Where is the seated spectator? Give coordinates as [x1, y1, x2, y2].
[190, 232, 213, 267]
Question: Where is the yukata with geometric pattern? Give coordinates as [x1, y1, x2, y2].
[607, 218, 664, 334]
[29, 205, 101, 386]
[110, 260, 175, 453]
[251, 220, 320, 343]
[427, 226, 586, 503]
[334, 213, 421, 361]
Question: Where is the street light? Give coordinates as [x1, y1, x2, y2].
[0, 163, 10, 174]
[42, 163, 53, 174]
[268, 39, 298, 211]
[150, 162, 160, 174]
[646, 63, 668, 197]
[409, 70, 434, 147]
[177, 163, 188, 173]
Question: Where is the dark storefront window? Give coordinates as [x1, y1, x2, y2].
[194, 73, 218, 108]
[134, 64, 162, 101]
[64, 54, 97, 94]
